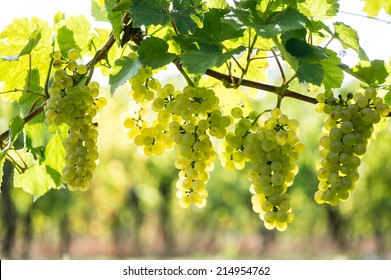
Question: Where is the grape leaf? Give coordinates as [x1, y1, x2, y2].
[191, 8, 244, 44]
[129, 0, 204, 34]
[298, 0, 339, 18]
[105, 0, 124, 41]
[56, 16, 91, 57]
[285, 38, 328, 60]
[384, 91, 391, 106]
[0, 116, 25, 162]
[109, 56, 142, 94]
[296, 58, 324, 85]
[0, 27, 42, 62]
[19, 68, 44, 115]
[24, 114, 51, 150]
[112, 0, 132, 11]
[180, 44, 245, 74]
[319, 50, 344, 88]
[91, 0, 109, 22]
[342, 60, 388, 86]
[334, 22, 368, 60]
[362, 0, 391, 16]
[204, 0, 229, 8]
[138, 37, 176, 69]
[44, 133, 66, 186]
[224, 7, 308, 38]
[283, 37, 343, 86]
[13, 160, 58, 201]
[0, 17, 51, 101]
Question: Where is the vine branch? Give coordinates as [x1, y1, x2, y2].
[204, 69, 318, 104]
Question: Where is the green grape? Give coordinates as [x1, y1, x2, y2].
[314, 87, 390, 205]
[67, 48, 80, 60]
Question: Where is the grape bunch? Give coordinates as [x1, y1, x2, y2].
[246, 108, 305, 231]
[122, 66, 178, 155]
[44, 49, 107, 191]
[169, 86, 229, 208]
[314, 88, 390, 205]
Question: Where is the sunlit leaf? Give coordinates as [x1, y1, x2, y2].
[109, 56, 142, 94]
[56, 15, 92, 57]
[362, 0, 391, 16]
[44, 133, 66, 186]
[342, 60, 388, 86]
[298, 0, 339, 18]
[91, 0, 109, 22]
[0, 27, 42, 62]
[0, 17, 51, 101]
[334, 22, 368, 60]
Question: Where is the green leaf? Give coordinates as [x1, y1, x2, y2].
[138, 37, 176, 69]
[191, 8, 244, 44]
[384, 91, 391, 106]
[224, 8, 308, 38]
[91, 0, 109, 22]
[181, 44, 245, 74]
[285, 38, 328, 60]
[296, 58, 324, 85]
[204, 0, 228, 8]
[362, 0, 391, 16]
[342, 60, 388, 86]
[319, 50, 344, 88]
[105, 0, 124, 41]
[334, 22, 367, 60]
[298, 0, 339, 18]
[0, 116, 24, 162]
[0, 17, 52, 101]
[129, 0, 204, 34]
[9, 116, 24, 145]
[19, 68, 44, 115]
[113, 0, 132, 11]
[109, 56, 142, 94]
[44, 133, 66, 186]
[24, 115, 50, 150]
[0, 27, 42, 62]
[56, 16, 91, 57]
[14, 161, 58, 201]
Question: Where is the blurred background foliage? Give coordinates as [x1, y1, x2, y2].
[1, 68, 390, 260]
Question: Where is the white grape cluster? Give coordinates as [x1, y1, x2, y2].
[314, 88, 390, 205]
[122, 67, 176, 155]
[246, 108, 305, 231]
[169, 86, 231, 208]
[44, 49, 107, 191]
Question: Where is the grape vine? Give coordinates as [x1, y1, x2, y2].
[1, 0, 391, 232]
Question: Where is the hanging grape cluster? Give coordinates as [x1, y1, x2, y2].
[314, 88, 390, 205]
[44, 49, 107, 191]
[244, 108, 304, 231]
